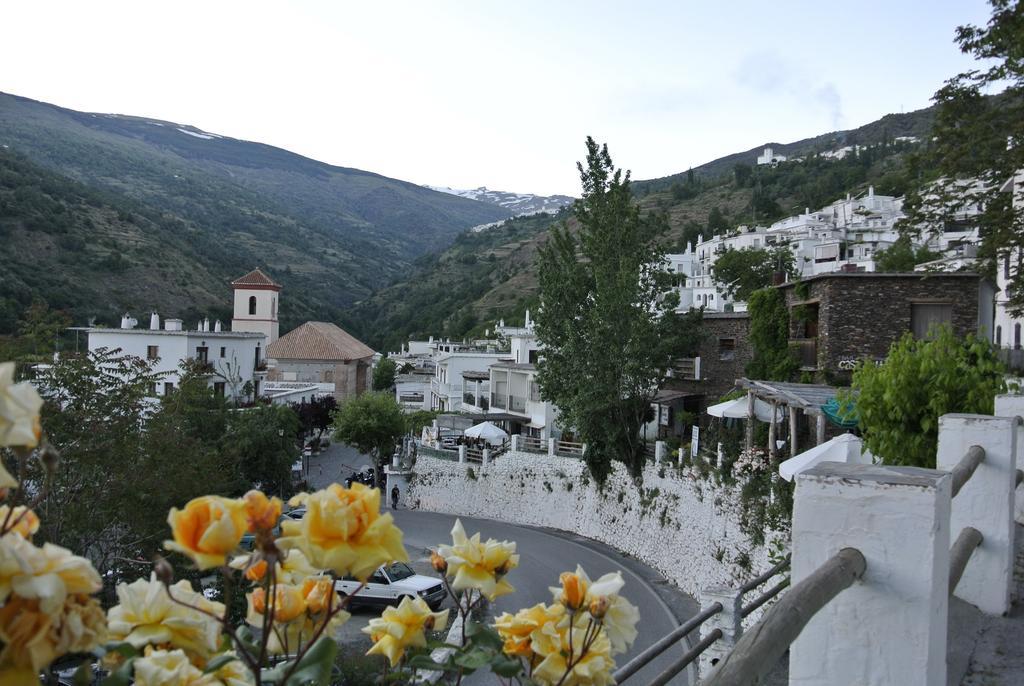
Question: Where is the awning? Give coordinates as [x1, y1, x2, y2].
[778, 433, 873, 481]
[707, 397, 783, 423]
[821, 397, 858, 428]
[464, 421, 510, 446]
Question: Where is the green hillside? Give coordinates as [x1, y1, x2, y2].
[0, 92, 511, 334]
[352, 105, 938, 350]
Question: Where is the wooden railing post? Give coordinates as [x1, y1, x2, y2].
[698, 586, 741, 677]
[790, 462, 951, 686]
[937, 414, 1018, 615]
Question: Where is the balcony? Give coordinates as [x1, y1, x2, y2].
[789, 338, 818, 369]
[509, 395, 527, 413]
[491, 393, 507, 409]
[463, 392, 477, 407]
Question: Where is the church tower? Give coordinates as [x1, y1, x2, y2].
[231, 268, 281, 345]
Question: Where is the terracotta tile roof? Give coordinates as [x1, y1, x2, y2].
[231, 268, 282, 289]
[267, 321, 375, 362]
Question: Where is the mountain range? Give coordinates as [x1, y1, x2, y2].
[0, 90, 942, 352]
[0, 92, 512, 333]
[424, 186, 574, 218]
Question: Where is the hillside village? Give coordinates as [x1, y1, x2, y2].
[4, 2, 1024, 686]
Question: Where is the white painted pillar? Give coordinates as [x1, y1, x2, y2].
[655, 440, 666, 464]
[458, 445, 466, 464]
[790, 462, 950, 686]
[548, 438, 556, 456]
[698, 586, 742, 677]
[510, 434, 520, 453]
[482, 448, 490, 466]
[716, 442, 724, 469]
[678, 447, 685, 465]
[994, 394, 1024, 525]
[937, 414, 1018, 615]
[814, 412, 826, 446]
[745, 391, 755, 451]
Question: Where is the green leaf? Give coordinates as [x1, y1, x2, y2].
[283, 636, 338, 686]
[203, 653, 240, 674]
[99, 657, 135, 686]
[73, 661, 94, 686]
[490, 653, 524, 677]
[453, 648, 491, 671]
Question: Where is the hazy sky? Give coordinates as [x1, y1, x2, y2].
[1, 1, 995, 196]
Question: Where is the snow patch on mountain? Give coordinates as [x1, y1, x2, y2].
[426, 185, 573, 219]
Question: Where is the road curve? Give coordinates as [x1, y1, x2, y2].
[311, 444, 694, 684]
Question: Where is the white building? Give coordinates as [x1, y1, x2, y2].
[995, 169, 1024, 352]
[431, 349, 511, 412]
[757, 146, 787, 166]
[87, 313, 266, 401]
[669, 186, 982, 314]
[231, 268, 281, 346]
[395, 372, 432, 412]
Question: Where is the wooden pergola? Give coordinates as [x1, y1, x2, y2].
[736, 378, 845, 458]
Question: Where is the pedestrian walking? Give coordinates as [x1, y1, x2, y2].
[391, 485, 400, 510]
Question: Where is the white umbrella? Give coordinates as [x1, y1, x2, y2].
[706, 397, 782, 423]
[464, 421, 510, 446]
[778, 433, 874, 482]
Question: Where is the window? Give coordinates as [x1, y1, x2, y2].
[996, 326, 1002, 346]
[147, 382, 157, 396]
[1006, 255, 1011, 280]
[146, 345, 159, 360]
[272, 297, 276, 317]
[196, 346, 209, 363]
[164, 382, 175, 394]
[911, 303, 953, 340]
[718, 337, 736, 361]
[1016, 324, 1022, 350]
[528, 349, 539, 364]
[213, 382, 226, 397]
[220, 346, 226, 358]
[248, 295, 257, 315]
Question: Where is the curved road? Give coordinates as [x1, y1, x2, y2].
[310, 444, 695, 684]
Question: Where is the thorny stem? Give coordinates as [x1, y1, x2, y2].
[163, 582, 261, 677]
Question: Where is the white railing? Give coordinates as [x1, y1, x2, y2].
[689, 411, 1021, 686]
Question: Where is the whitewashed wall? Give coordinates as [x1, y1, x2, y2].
[408, 452, 781, 599]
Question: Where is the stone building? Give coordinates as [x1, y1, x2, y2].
[776, 272, 995, 385]
[266, 321, 375, 401]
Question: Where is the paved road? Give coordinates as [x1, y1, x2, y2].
[308, 445, 695, 684]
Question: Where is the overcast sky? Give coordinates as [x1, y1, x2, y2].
[1, 1, 995, 196]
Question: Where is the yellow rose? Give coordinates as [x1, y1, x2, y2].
[300, 576, 336, 615]
[242, 490, 281, 533]
[107, 574, 224, 661]
[165, 495, 247, 569]
[0, 535, 101, 616]
[248, 583, 306, 623]
[51, 593, 108, 657]
[437, 519, 518, 600]
[0, 506, 39, 539]
[132, 648, 208, 686]
[363, 596, 448, 666]
[0, 362, 43, 449]
[0, 596, 56, 672]
[531, 614, 616, 686]
[494, 603, 565, 657]
[276, 483, 408, 580]
[244, 559, 268, 582]
[209, 653, 255, 686]
[558, 571, 587, 611]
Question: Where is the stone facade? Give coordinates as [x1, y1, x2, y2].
[777, 273, 993, 385]
[666, 312, 752, 408]
[408, 452, 779, 605]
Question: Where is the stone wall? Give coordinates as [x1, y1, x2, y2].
[668, 312, 752, 408]
[779, 273, 983, 385]
[408, 452, 781, 601]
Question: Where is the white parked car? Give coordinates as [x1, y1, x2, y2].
[334, 562, 446, 610]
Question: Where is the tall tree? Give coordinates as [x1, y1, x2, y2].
[534, 138, 697, 482]
[372, 357, 398, 391]
[902, 0, 1024, 312]
[331, 392, 406, 469]
[711, 247, 796, 301]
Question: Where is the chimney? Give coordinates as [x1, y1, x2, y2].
[203, 318, 210, 332]
[428, 335, 434, 343]
[214, 320, 222, 333]
[165, 319, 183, 332]
[525, 309, 531, 327]
[120, 313, 137, 329]
[771, 271, 787, 286]
[150, 313, 160, 330]
[868, 185, 875, 199]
